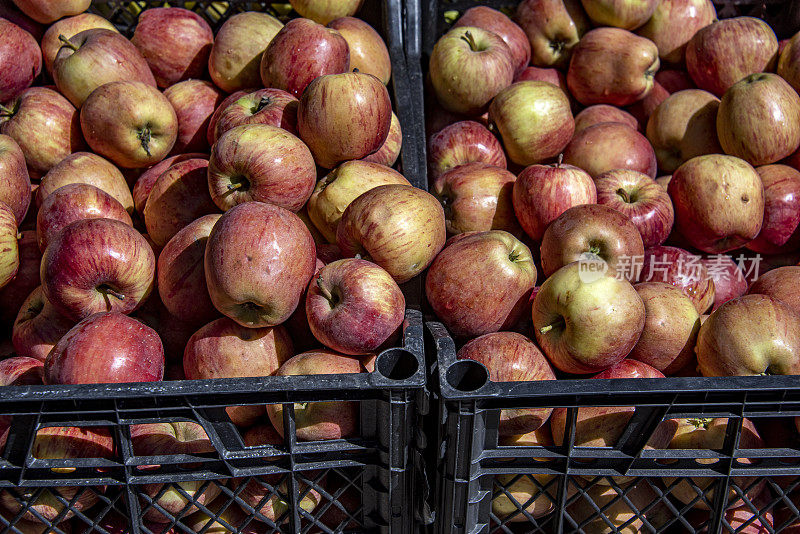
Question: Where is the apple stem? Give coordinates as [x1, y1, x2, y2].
[539, 325, 553, 334]
[460, 31, 479, 52]
[316, 275, 338, 307]
[255, 96, 272, 113]
[0, 104, 12, 116]
[616, 188, 631, 203]
[137, 127, 152, 156]
[58, 34, 79, 51]
[227, 182, 244, 191]
[556, 154, 563, 168]
[16, 232, 22, 240]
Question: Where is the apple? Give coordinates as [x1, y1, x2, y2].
[133, 295, 198, 363]
[425, 230, 536, 338]
[694, 505, 774, 534]
[717, 73, 800, 167]
[641, 245, 715, 313]
[0, 134, 30, 225]
[10, 0, 89, 24]
[580, 0, 659, 30]
[307, 160, 409, 243]
[38, 151, 133, 213]
[656, 69, 696, 92]
[0, 0, 43, 39]
[567, 479, 669, 532]
[669, 154, 765, 253]
[646, 89, 722, 173]
[747, 164, 800, 254]
[0, 356, 42, 387]
[41, 217, 155, 320]
[337, 184, 446, 283]
[260, 18, 349, 99]
[207, 124, 316, 212]
[429, 26, 514, 115]
[563, 122, 657, 178]
[0, 18, 41, 103]
[40, 13, 117, 76]
[493, 427, 555, 521]
[515, 66, 570, 98]
[573, 104, 638, 134]
[361, 110, 401, 166]
[567, 28, 659, 106]
[205, 201, 316, 328]
[131, 153, 205, 215]
[489, 81, 574, 166]
[0, 230, 39, 326]
[266, 350, 367, 440]
[533, 261, 646, 374]
[686, 17, 778, 97]
[540, 204, 645, 281]
[12, 286, 74, 361]
[0, 87, 85, 177]
[636, 0, 716, 64]
[516, 0, 590, 69]
[779, 30, 800, 95]
[232, 471, 321, 526]
[595, 169, 674, 248]
[328, 16, 391, 85]
[0, 202, 19, 289]
[458, 332, 556, 434]
[163, 79, 223, 154]
[289, 0, 363, 24]
[453, 6, 531, 75]
[297, 70, 391, 169]
[700, 254, 747, 312]
[427, 120, 506, 181]
[625, 79, 670, 129]
[210, 87, 298, 143]
[747, 266, 800, 316]
[208, 12, 283, 93]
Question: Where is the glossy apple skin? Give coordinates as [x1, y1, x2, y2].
[12, 286, 74, 361]
[635, 0, 716, 64]
[747, 266, 800, 316]
[38, 151, 133, 213]
[669, 154, 765, 253]
[132, 153, 204, 215]
[205, 201, 316, 328]
[0, 203, 19, 289]
[567, 28, 659, 106]
[40, 13, 117, 76]
[0, 87, 85, 177]
[164, 80, 223, 155]
[516, 0, 590, 69]
[10, 0, 90, 24]
[540, 204, 645, 281]
[208, 124, 316, 212]
[515, 66, 570, 97]
[563, 122, 657, 178]
[362, 111, 401, 166]
[207, 91, 252, 144]
[458, 332, 555, 435]
[779, 31, 800, 95]
[641, 245, 715, 313]
[298, 71, 391, 169]
[717, 73, 800, 167]
[0, 230, 39, 326]
[0, 18, 41, 103]
[700, 254, 747, 312]
[432, 162, 521, 236]
[45, 311, 164, 384]
[747, 165, 800, 254]
[328, 16, 391, 84]
[338, 185, 446, 283]
[289, 0, 363, 24]
[573, 104, 638, 134]
[429, 26, 515, 115]
[453, 6, 531, 75]
[427, 120, 506, 180]
[595, 169, 674, 248]
[686, 17, 778, 97]
[0, 134, 30, 225]
[426, 230, 536, 338]
[489, 81, 574, 166]
[41, 218, 156, 320]
[0, 355, 42, 385]
[533, 262, 646, 374]
[656, 69, 696, 92]
[580, 0, 659, 30]
[211, 88, 298, 143]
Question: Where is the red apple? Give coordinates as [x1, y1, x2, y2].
[133, 295, 198, 363]
[563, 122, 657, 178]
[0, 202, 19, 289]
[656, 69, 696, 92]
[38, 151, 133, 213]
[427, 120, 506, 181]
[641, 245, 715, 313]
[40, 13, 117, 76]
[635, 0, 716, 64]
[12, 286, 74, 361]
[779, 30, 800, 95]
[580, 0, 660, 29]
[625, 79, 670, 130]
[453, 6, 531, 75]
[516, 0, 590, 69]
[514, 66, 570, 97]
[747, 266, 800, 316]
[0, 134, 30, 225]
[0, 229, 39, 326]
[0, 355, 42, 386]
[747, 164, 800, 254]
[10, 0, 90, 24]
[0, 0, 43, 39]
[573, 104, 638, 134]
[361, 110, 401, 167]
[131, 153, 204, 215]
[0, 18, 41, 103]
[328, 16, 391, 85]
[700, 254, 748, 311]
[289, 0, 363, 25]
[164, 79, 223, 154]
[210, 87, 298, 143]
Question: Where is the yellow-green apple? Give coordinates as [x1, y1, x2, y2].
[157, 214, 222, 327]
[131, 153, 204, 215]
[425, 230, 536, 338]
[210, 87, 298, 143]
[567, 479, 668, 533]
[625, 78, 670, 129]
[540, 204, 645, 280]
[0, 18, 41, 102]
[656, 68, 695, 92]
[289, 0, 363, 24]
[0, 230, 39, 325]
[10, 0, 89, 24]
[512, 160, 596, 241]
[0, 355, 42, 385]
[12, 286, 74, 361]
[747, 164, 800, 253]
[37, 151, 133, 213]
[646, 89, 722, 173]
[260, 18, 349, 99]
[131, 7, 213, 88]
[0, 134, 30, 224]
[307, 160, 409, 243]
[747, 266, 800, 315]
[567, 28, 659, 106]
[307, 258, 404, 355]
[636, 0, 716, 64]
[432, 162, 520, 236]
[266, 350, 367, 440]
[573, 104, 638, 134]
[717, 73, 800, 166]
[700, 254, 747, 311]
[40, 13, 117, 75]
[669, 154, 765, 253]
[164, 79, 223, 154]
[37, 183, 132, 252]
[328, 16, 391, 84]
[204, 201, 316, 327]
[516, 0, 590, 69]
[595, 169, 674, 248]
[41, 218, 155, 320]
[453, 6, 531, 75]
[143, 158, 217, 246]
[80, 81, 178, 169]
[533, 261, 646, 374]
[427, 120, 506, 180]
[53, 29, 156, 107]
[457, 332, 555, 434]
[429, 27, 514, 115]
[0, 87, 85, 177]
[580, 0, 659, 29]
[0, 202, 19, 289]
[489, 81, 574, 166]
[779, 31, 800, 94]
[641, 245, 715, 313]
[493, 427, 555, 521]
[361, 111, 401, 166]
[45, 311, 164, 384]
[208, 12, 283, 93]
[563, 122, 657, 178]
[0, 0, 43, 39]
[207, 124, 315, 212]
[298, 70, 391, 169]
[337, 184, 446, 283]
[631, 282, 700, 373]
[685, 17, 778, 97]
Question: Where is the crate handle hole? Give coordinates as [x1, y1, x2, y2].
[375, 348, 419, 380]
[446, 360, 489, 392]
